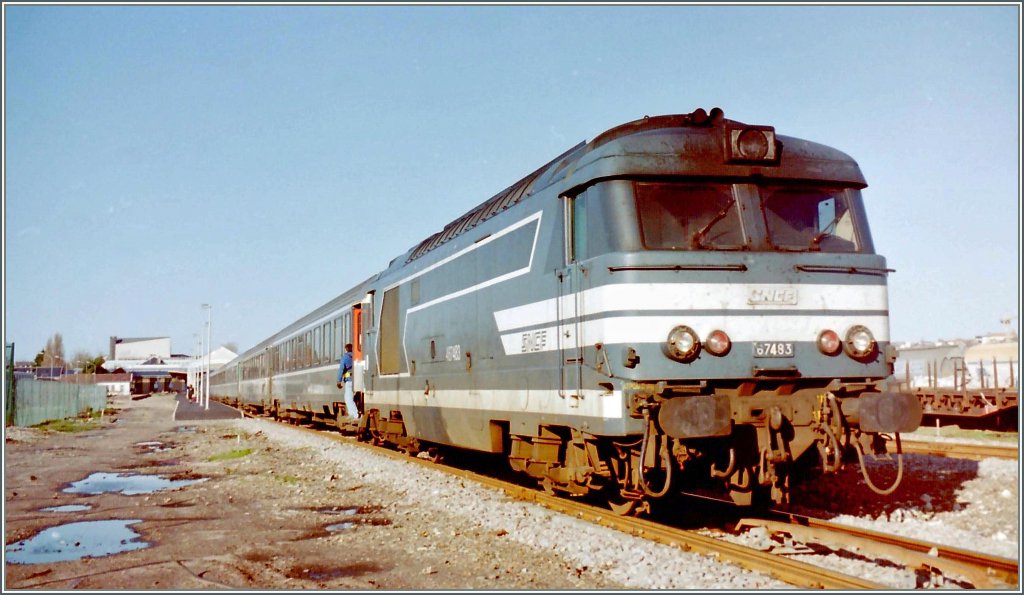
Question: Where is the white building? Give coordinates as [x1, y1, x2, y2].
[110, 336, 171, 360]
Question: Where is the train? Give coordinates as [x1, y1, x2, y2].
[211, 107, 923, 511]
[885, 337, 1019, 431]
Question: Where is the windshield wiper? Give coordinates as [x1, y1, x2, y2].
[808, 211, 846, 250]
[691, 198, 736, 250]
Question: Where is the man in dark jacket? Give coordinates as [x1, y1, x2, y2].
[336, 344, 358, 420]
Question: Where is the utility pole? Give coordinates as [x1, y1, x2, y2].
[203, 303, 212, 410]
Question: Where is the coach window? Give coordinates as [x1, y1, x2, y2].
[344, 311, 352, 352]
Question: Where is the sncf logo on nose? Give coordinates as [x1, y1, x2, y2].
[748, 287, 797, 305]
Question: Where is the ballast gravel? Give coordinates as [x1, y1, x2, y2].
[228, 417, 789, 590]
[714, 434, 1020, 589]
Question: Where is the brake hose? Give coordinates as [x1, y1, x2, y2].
[638, 410, 672, 498]
[853, 432, 904, 496]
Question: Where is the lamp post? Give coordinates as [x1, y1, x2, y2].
[197, 329, 204, 405]
[192, 333, 199, 402]
[202, 303, 212, 410]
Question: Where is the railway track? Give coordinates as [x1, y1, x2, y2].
[234, 406, 1018, 589]
[743, 513, 1018, 589]
[899, 439, 1018, 461]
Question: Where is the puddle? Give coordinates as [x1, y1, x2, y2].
[63, 472, 205, 495]
[40, 504, 93, 513]
[313, 506, 360, 516]
[323, 517, 391, 533]
[176, 426, 197, 434]
[325, 522, 356, 532]
[134, 441, 172, 453]
[4, 520, 149, 564]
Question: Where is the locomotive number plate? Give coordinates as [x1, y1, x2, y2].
[753, 341, 794, 357]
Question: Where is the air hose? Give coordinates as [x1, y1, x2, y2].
[853, 432, 904, 496]
[638, 409, 672, 498]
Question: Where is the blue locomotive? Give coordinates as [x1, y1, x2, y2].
[211, 108, 922, 510]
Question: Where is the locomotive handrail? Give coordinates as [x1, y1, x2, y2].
[608, 264, 748, 273]
[794, 264, 895, 276]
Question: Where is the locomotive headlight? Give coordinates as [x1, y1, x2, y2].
[817, 329, 842, 356]
[705, 330, 731, 356]
[666, 325, 701, 362]
[737, 129, 769, 160]
[727, 125, 778, 162]
[844, 325, 877, 359]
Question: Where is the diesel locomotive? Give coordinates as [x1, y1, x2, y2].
[211, 108, 923, 510]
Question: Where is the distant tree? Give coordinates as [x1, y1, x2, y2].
[40, 333, 66, 368]
[224, 342, 239, 354]
[33, 350, 45, 367]
[83, 356, 106, 374]
[72, 350, 92, 369]
[72, 350, 106, 374]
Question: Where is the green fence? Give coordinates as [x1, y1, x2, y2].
[8, 380, 108, 428]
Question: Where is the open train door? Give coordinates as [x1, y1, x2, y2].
[352, 301, 365, 394]
[353, 291, 373, 396]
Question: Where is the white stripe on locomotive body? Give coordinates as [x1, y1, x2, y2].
[493, 283, 889, 333]
[376, 211, 544, 379]
[385, 210, 543, 294]
[500, 315, 891, 356]
[368, 388, 624, 420]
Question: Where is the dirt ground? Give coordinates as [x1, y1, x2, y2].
[3, 393, 624, 590]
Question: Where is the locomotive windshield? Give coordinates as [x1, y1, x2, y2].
[625, 180, 868, 253]
[635, 182, 744, 250]
[760, 185, 861, 253]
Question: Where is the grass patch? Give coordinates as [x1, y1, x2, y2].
[32, 418, 99, 433]
[207, 448, 254, 462]
[275, 474, 302, 484]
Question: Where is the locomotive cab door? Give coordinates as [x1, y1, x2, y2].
[558, 194, 586, 407]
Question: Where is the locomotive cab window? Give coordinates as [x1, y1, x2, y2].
[761, 186, 862, 253]
[635, 181, 745, 250]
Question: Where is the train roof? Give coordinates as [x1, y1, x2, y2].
[225, 273, 378, 365]
[400, 108, 865, 266]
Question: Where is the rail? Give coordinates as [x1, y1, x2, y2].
[742, 512, 1018, 589]
[899, 439, 1018, 461]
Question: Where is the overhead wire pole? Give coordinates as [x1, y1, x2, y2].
[203, 303, 212, 410]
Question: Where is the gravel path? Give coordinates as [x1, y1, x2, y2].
[235, 418, 788, 590]
[225, 418, 1020, 589]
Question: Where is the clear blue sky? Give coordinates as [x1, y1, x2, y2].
[3, 4, 1020, 361]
